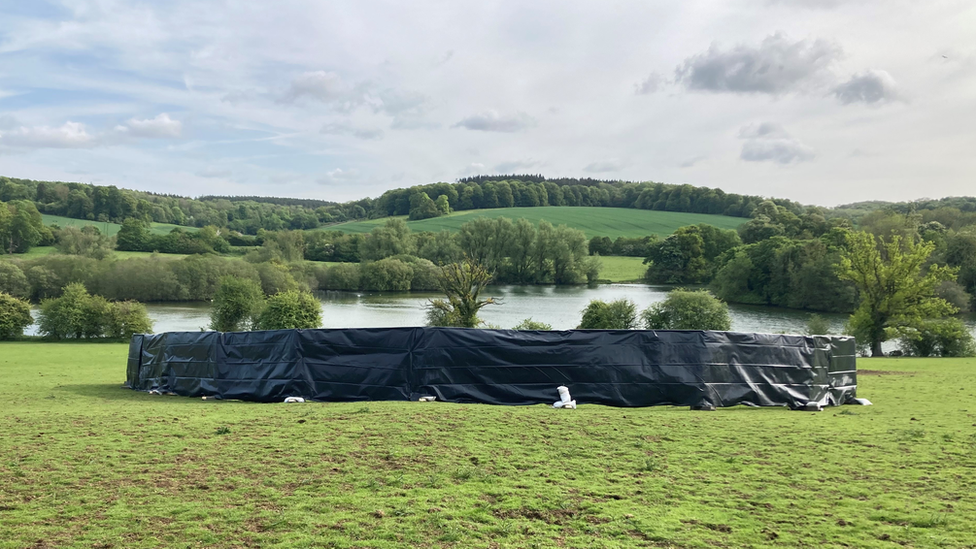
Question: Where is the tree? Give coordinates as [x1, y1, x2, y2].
[116, 218, 153, 251]
[578, 299, 637, 329]
[55, 226, 114, 259]
[641, 289, 731, 330]
[257, 290, 322, 330]
[897, 318, 976, 357]
[0, 292, 32, 340]
[513, 318, 552, 330]
[408, 192, 442, 220]
[209, 276, 264, 332]
[104, 301, 154, 339]
[2, 200, 46, 254]
[38, 283, 112, 339]
[426, 258, 497, 328]
[838, 232, 957, 356]
[0, 262, 30, 299]
[806, 314, 831, 335]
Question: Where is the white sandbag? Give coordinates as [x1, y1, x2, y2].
[283, 397, 306, 403]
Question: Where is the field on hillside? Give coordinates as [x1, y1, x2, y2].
[41, 214, 195, 236]
[0, 247, 190, 261]
[1, 343, 974, 549]
[597, 256, 646, 282]
[325, 207, 746, 238]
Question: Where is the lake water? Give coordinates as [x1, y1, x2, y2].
[25, 284, 976, 348]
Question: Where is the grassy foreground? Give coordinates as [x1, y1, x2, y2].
[1, 343, 974, 549]
[326, 207, 746, 239]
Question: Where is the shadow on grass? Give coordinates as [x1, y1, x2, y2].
[58, 383, 155, 401]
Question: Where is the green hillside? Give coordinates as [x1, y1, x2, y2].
[324, 207, 746, 238]
[41, 214, 196, 236]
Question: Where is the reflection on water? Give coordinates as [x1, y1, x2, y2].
[26, 284, 976, 344]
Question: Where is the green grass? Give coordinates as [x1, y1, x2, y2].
[0, 247, 189, 261]
[41, 214, 196, 236]
[596, 256, 647, 282]
[1, 343, 974, 548]
[325, 207, 746, 239]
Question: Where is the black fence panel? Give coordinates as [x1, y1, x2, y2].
[126, 328, 857, 408]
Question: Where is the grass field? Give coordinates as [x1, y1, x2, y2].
[1, 343, 974, 548]
[41, 214, 196, 236]
[325, 207, 746, 239]
[597, 256, 646, 283]
[0, 247, 189, 261]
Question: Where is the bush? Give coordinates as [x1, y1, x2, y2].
[209, 277, 264, 332]
[319, 263, 361, 291]
[641, 289, 731, 331]
[38, 283, 112, 339]
[0, 292, 32, 340]
[257, 290, 321, 330]
[104, 300, 154, 339]
[898, 318, 976, 357]
[0, 262, 30, 299]
[360, 258, 414, 291]
[806, 314, 831, 335]
[578, 299, 637, 329]
[255, 262, 302, 295]
[513, 318, 552, 330]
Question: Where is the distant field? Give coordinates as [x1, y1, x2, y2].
[1, 343, 974, 548]
[41, 214, 195, 236]
[0, 247, 189, 261]
[597, 255, 646, 282]
[324, 207, 746, 238]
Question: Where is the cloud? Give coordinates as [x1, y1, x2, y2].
[494, 159, 541, 172]
[458, 162, 486, 176]
[738, 122, 814, 164]
[0, 121, 97, 148]
[679, 155, 706, 168]
[373, 89, 427, 116]
[635, 72, 665, 95]
[116, 113, 182, 138]
[832, 69, 901, 104]
[583, 159, 625, 173]
[0, 115, 18, 130]
[676, 33, 841, 94]
[766, 0, 850, 8]
[320, 123, 384, 140]
[453, 110, 537, 132]
[281, 71, 352, 104]
[318, 168, 360, 184]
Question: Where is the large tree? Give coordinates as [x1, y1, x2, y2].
[838, 232, 957, 356]
[426, 258, 497, 328]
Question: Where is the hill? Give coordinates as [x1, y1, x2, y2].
[41, 214, 196, 236]
[324, 206, 746, 238]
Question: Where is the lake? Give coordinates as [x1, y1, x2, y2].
[24, 284, 976, 349]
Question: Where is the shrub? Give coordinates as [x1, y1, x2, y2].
[257, 290, 322, 330]
[209, 277, 264, 332]
[38, 283, 112, 339]
[0, 292, 32, 340]
[319, 263, 361, 291]
[578, 299, 637, 329]
[898, 318, 976, 357]
[0, 262, 30, 299]
[806, 314, 831, 335]
[255, 262, 302, 295]
[513, 318, 552, 330]
[641, 289, 731, 331]
[104, 300, 154, 339]
[360, 258, 414, 291]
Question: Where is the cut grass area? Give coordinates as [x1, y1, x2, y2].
[1, 343, 974, 548]
[597, 256, 646, 282]
[41, 214, 196, 236]
[0, 247, 189, 261]
[325, 207, 746, 239]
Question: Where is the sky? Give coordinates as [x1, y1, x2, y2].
[0, 0, 974, 207]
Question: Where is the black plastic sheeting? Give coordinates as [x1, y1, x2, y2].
[126, 328, 857, 409]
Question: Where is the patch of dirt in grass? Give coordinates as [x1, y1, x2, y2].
[493, 506, 587, 525]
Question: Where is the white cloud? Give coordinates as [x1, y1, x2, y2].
[321, 123, 384, 140]
[635, 73, 665, 95]
[0, 121, 97, 149]
[832, 69, 901, 105]
[117, 113, 182, 138]
[738, 122, 814, 164]
[281, 71, 352, 104]
[583, 159, 625, 173]
[318, 168, 361, 184]
[453, 111, 537, 132]
[197, 166, 232, 178]
[494, 159, 541, 173]
[676, 33, 841, 94]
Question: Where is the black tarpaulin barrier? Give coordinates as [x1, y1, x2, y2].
[126, 328, 857, 408]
